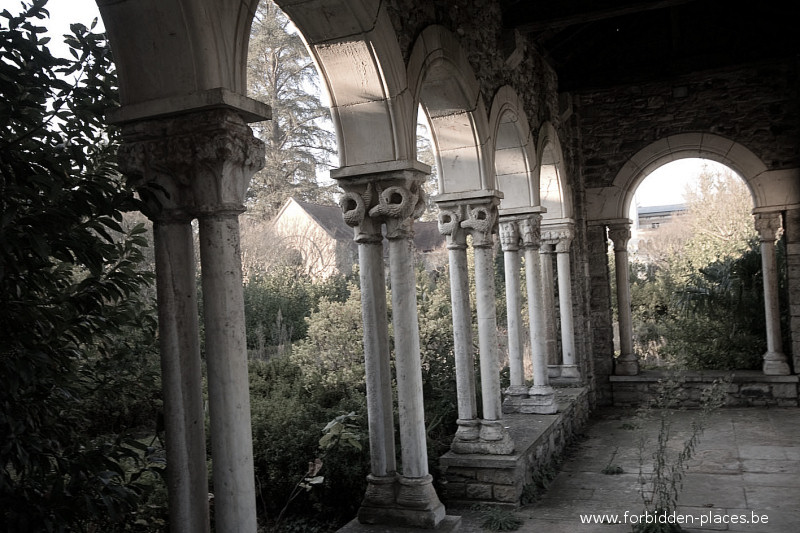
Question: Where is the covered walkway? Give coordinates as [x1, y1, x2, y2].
[458, 407, 800, 532]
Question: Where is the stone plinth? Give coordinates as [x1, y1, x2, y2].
[610, 371, 800, 407]
[439, 388, 589, 508]
[338, 515, 462, 533]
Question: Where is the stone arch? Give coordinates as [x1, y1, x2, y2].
[275, 0, 414, 167]
[98, 0, 261, 107]
[489, 86, 539, 212]
[537, 122, 573, 221]
[587, 133, 800, 221]
[407, 26, 493, 194]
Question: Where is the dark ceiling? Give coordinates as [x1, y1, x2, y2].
[500, 0, 798, 91]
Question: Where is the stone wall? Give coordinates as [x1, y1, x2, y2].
[786, 208, 800, 373]
[439, 387, 589, 508]
[586, 224, 615, 405]
[572, 61, 800, 190]
[610, 371, 800, 408]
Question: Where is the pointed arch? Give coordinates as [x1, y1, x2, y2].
[407, 26, 493, 195]
[537, 122, 573, 221]
[275, 0, 414, 167]
[489, 86, 539, 213]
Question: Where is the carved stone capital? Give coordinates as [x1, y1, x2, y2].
[462, 203, 497, 247]
[542, 223, 574, 252]
[498, 220, 520, 251]
[337, 172, 427, 242]
[118, 109, 265, 222]
[754, 212, 783, 243]
[519, 214, 543, 249]
[607, 224, 632, 252]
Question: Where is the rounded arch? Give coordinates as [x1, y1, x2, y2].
[274, 0, 414, 167]
[98, 0, 261, 106]
[588, 133, 786, 221]
[489, 86, 539, 213]
[407, 26, 493, 195]
[537, 122, 573, 221]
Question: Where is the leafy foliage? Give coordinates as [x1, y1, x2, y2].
[290, 283, 365, 390]
[248, 356, 369, 529]
[628, 166, 771, 369]
[0, 2, 165, 530]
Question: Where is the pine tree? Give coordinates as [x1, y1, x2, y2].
[247, 0, 337, 218]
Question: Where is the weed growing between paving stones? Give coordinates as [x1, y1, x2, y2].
[602, 447, 624, 475]
[633, 374, 728, 532]
[474, 505, 523, 531]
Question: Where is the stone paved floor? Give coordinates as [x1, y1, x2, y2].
[455, 407, 800, 533]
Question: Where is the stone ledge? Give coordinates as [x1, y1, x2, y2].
[439, 388, 589, 508]
[338, 515, 461, 533]
[610, 370, 799, 407]
[610, 370, 799, 383]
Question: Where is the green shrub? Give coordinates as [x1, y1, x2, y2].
[290, 283, 365, 391]
[0, 3, 166, 529]
[248, 356, 369, 528]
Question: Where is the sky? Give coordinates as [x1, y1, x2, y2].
[1, 0, 104, 57]
[7, 0, 730, 210]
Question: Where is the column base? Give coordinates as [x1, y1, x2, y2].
[559, 364, 581, 379]
[357, 474, 446, 529]
[615, 356, 639, 376]
[763, 351, 791, 376]
[519, 385, 558, 414]
[501, 386, 529, 413]
[547, 365, 562, 378]
[450, 419, 514, 455]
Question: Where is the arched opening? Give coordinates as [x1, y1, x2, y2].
[621, 158, 782, 372]
[605, 138, 793, 377]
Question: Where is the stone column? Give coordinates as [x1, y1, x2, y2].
[438, 207, 479, 445]
[608, 223, 639, 376]
[540, 243, 560, 372]
[335, 163, 445, 528]
[464, 202, 514, 453]
[338, 195, 397, 501]
[544, 225, 580, 379]
[119, 109, 265, 533]
[152, 219, 209, 533]
[499, 219, 528, 410]
[755, 212, 791, 375]
[520, 215, 557, 414]
[435, 193, 513, 455]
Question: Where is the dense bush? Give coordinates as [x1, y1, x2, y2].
[290, 283, 364, 390]
[0, 2, 166, 530]
[243, 268, 350, 356]
[249, 355, 369, 529]
[626, 167, 780, 370]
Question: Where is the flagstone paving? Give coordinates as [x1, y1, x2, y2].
[455, 407, 800, 533]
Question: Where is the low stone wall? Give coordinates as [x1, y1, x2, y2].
[610, 370, 799, 408]
[438, 387, 589, 508]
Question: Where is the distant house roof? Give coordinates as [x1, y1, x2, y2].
[638, 204, 687, 217]
[279, 197, 444, 252]
[291, 198, 354, 242]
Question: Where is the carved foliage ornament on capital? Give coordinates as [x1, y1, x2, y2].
[339, 178, 427, 242]
[436, 199, 499, 248]
[607, 225, 632, 252]
[754, 212, 783, 243]
[542, 225, 574, 253]
[519, 215, 543, 249]
[499, 220, 520, 252]
[118, 110, 266, 221]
